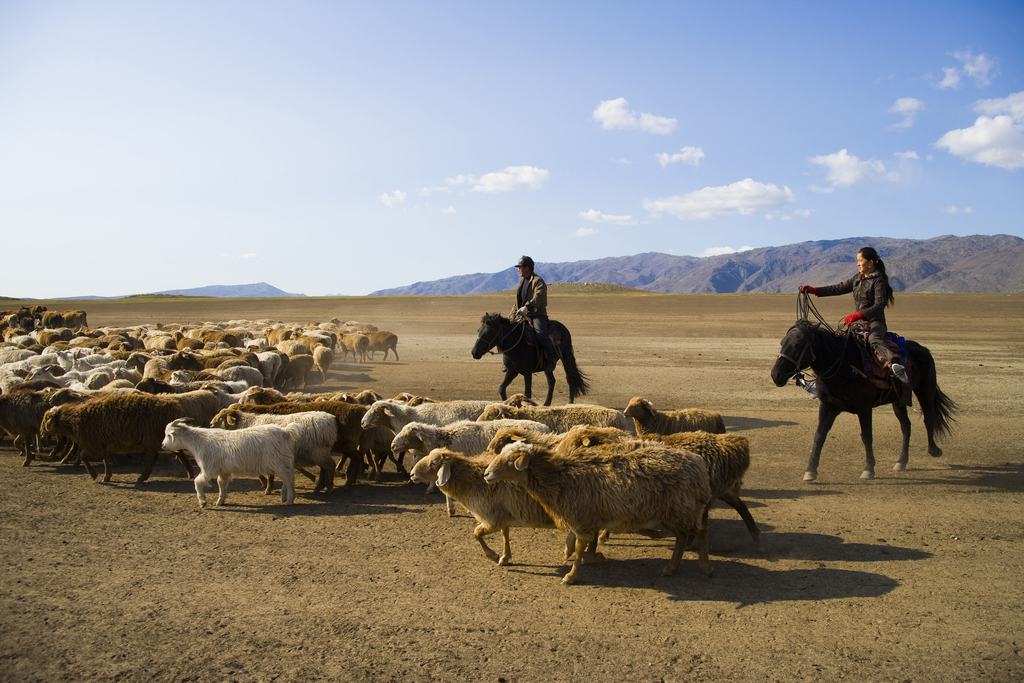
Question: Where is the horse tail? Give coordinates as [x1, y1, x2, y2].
[930, 385, 957, 439]
[555, 324, 590, 403]
[910, 340, 957, 440]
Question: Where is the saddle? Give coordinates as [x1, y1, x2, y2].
[848, 321, 912, 405]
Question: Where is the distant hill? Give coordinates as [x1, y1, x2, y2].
[149, 282, 305, 298]
[370, 234, 1024, 295]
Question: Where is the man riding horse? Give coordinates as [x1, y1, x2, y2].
[514, 256, 557, 372]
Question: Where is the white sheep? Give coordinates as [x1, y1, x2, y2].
[476, 403, 635, 434]
[161, 418, 302, 507]
[210, 408, 338, 493]
[391, 418, 553, 515]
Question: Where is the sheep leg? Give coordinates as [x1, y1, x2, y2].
[473, 523, 501, 563]
[445, 494, 455, 517]
[79, 453, 98, 481]
[891, 402, 912, 471]
[279, 469, 295, 505]
[174, 452, 195, 480]
[563, 532, 598, 585]
[719, 491, 761, 547]
[101, 457, 114, 483]
[194, 472, 211, 507]
[260, 474, 275, 495]
[521, 372, 532, 402]
[215, 474, 231, 506]
[297, 467, 317, 484]
[136, 452, 159, 485]
[14, 435, 33, 466]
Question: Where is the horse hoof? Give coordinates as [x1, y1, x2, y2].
[929, 447, 943, 458]
[803, 471, 817, 482]
[893, 462, 906, 471]
[861, 470, 875, 480]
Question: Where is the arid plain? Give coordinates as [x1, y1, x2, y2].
[1, 291, 1022, 682]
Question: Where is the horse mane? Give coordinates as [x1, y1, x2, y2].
[793, 318, 849, 358]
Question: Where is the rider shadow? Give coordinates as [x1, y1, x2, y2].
[943, 462, 1024, 494]
[725, 416, 799, 431]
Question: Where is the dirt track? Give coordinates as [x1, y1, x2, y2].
[1, 292, 1022, 682]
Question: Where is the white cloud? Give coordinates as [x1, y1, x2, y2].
[941, 205, 973, 214]
[794, 209, 813, 218]
[955, 50, 997, 87]
[894, 151, 920, 160]
[808, 149, 899, 187]
[574, 227, 600, 237]
[417, 186, 451, 197]
[808, 185, 835, 194]
[936, 50, 997, 89]
[593, 98, 677, 134]
[656, 146, 705, 167]
[442, 206, 456, 214]
[380, 189, 406, 207]
[579, 209, 637, 225]
[612, 158, 631, 165]
[643, 178, 795, 220]
[698, 246, 755, 257]
[445, 166, 549, 192]
[889, 97, 924, 130]
[938, 67, 960, 90]
[223, 253, 259, 259]
[935, 91, 1024, 170]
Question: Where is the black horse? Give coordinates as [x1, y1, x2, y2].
[771, 319, 956, 481]
[471, 313, 590, 406]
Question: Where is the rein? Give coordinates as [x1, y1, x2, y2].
[778, 294, 856, 384]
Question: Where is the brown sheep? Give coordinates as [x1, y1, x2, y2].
[411, 448, 557, 565]
[623, 396, 725, 436]
[483, 440, 713, 585]
[339, 333, 369, 364]
[312, 346, 334, 381]
[40, 393, 194, 484]
[476, 403, 634, 434]
[552, 425, 759, 547]
[0, 389, 55, 466]
[275, 353, 316, 390]
[366, 331, 399, 361]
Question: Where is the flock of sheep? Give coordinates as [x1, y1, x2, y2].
[0, 305, 757, 585]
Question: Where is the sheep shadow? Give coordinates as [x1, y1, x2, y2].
[725, 416, 799, 431]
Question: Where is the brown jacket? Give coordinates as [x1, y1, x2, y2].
[516, 273, 548, 318]
[817, 271, 889, 327]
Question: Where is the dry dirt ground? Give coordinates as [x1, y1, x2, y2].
[1, 292, 1022, 682]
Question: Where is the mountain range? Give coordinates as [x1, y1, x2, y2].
[370, 234, 1024, 295]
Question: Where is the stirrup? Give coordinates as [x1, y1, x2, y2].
[890, 362, 909, 383]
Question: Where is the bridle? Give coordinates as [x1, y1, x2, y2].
[480, 317, 527, 356]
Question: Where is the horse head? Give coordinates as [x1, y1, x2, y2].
[771, 320, 818, 387]
[472, 313, 509, 359]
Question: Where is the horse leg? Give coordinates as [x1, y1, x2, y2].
[522, 372, 532, 401]
[857, 409, 876, 480]
[542, 369, 556, 407]
[498, 369, 518, 401]
[892, 403, 912, 471]
[805, 404, 839, 481]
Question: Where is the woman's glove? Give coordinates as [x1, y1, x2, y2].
[843, 312, 866, 326]
[800, 286, 818, 295]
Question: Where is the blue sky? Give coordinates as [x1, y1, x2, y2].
[1, 1, 1021, 297]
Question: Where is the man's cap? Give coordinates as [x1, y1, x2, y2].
[515, 256, 535, 269]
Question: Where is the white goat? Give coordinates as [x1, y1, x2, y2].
[161, 418, 301, 507]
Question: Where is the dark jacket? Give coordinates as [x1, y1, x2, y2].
[817, 271, 889, 326]
[516, 273, 548, 318]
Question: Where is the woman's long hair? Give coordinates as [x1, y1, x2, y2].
[859, 246, 895, 306]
